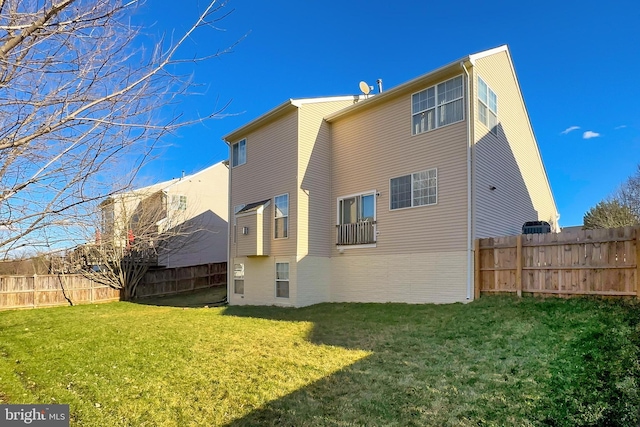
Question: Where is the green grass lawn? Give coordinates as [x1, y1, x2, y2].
[0, 296, 639, 426]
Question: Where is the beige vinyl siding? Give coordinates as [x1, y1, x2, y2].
[160, 162, 228, 267]
[298, 100, 355, 258]
[230, 111, 298, 258]
[235, 215, 257, 256]
[330, 251, 467, 303]
[228, 256, 297, 306]
[295, 255, 331, 306]
[330, 74, 469, 257]
[472, 52, 558, 237]
[235, 210, 270, 257]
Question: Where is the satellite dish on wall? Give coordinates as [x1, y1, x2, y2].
[359, 81, 371, 95]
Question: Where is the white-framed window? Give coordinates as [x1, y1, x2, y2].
[336, 191, 376, 245]
[233, 263, 244, 295]
[232, 139, 246, 167]
[412, 76, 464, 135]
[390, 168, 437, 210]
[478, 77, 498, 134]
[171, 195, 187, 211]
[274, 194, 288, 239]
[275, 262, 289, 298]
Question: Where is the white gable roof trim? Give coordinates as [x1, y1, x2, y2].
[221, 95, 364, 143]
[468, 45, 508, 65]
[326, 45, 510, 122]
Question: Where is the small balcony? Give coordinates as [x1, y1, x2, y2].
[336, 221, 376, 246]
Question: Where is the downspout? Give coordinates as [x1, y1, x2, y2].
[223, 142, 232, 304]
[461, 61, 473, 300]
[162, 189, 170, 268]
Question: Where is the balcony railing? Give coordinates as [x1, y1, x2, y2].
[336, 221, 376, 245]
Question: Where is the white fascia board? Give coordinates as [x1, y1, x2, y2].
[291, 95, 365, 107]
[222, 100, 298, 143]
[222, 96, 366, 143]
[468, 45, 509, 65]
[235, 206, 264, 218]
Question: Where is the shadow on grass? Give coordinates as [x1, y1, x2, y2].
[219, 297, 640, 427]
[132, 286, 227, 308]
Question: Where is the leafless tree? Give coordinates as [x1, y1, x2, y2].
[0, 0, 235, 257]
[65, 186, 212, 299]
[618, 164, 640, 219]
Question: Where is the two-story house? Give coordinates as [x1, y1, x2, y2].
[224, 45, 559, 307]
[100, 161, 229, 268]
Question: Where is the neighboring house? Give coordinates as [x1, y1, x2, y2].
[223, 45, 559, 307]
[100, 161, 229, 268]
[560, 225, 584, 233]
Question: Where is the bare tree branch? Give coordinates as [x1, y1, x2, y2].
[0, 0, 238, 257]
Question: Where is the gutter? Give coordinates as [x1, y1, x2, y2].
[461, 61, 473, 301]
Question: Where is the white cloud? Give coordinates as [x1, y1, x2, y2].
[615, 125, 627, 130]
[561, 126, 580, 135]
[583, 130, 600, 139]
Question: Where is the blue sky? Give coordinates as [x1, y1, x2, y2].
[134, 0, 640, 227]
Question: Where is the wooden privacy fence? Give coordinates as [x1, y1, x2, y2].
[0, 275, 119, 310]
[0, 262, 227, 310]
[475, 226, 640, 298]
[134, 262, 226, 299]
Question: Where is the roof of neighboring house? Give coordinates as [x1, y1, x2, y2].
[236, 199, 271, 215]
[561, 225, 584, 233]
[100, 161, 227, 206]
[160, 161, 227, 192]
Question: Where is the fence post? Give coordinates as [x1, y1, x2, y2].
[516, 235, 523, 297]
[474, 239, 480, 299]
[32, 275, 37, 308]
[173, 268, 178, 294]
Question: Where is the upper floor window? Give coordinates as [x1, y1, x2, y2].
[337, 192, 376, 246]
[232, 139, 246, 167]
[478, 77, 498, 134]
[274, 194, 288, 239]
[412, 76, 464, 135]
[390, 168, 437, 210]
[101, 205, 114, 234]
[171, 195, 187, 211]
